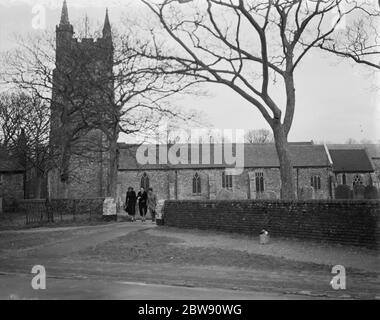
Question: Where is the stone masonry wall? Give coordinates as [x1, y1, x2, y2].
[49, 148, 109, 199]
[116, 167, 333, 206]
[0, 173, 24, 209]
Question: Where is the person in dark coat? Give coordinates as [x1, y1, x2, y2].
[137, 187, 148, 222]
[125, 187, 137, 221]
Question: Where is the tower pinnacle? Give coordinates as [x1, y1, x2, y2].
[102, 8, 112, 39]
[60, 0, 70, 26]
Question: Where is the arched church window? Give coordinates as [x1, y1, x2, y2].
[192, 173, 201, 194]
[140, 172, 150, 190]
[255, 172, 265, 193]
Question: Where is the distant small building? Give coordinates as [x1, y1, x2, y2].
[0, 149, 25, 209]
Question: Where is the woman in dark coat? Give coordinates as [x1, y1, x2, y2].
[125, 187, 137, 221]
[137, 187, 148, 222]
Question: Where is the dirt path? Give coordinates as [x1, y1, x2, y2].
[0, 222, 122, 234]
[28, 223, 156, 258]
[0, 223, 377, 299]
[145, 228, 379, 273]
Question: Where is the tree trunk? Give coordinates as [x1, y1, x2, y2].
[34, 168, 46, 199]
[59, 138, 71, 199]
[107, 137, 118, 199]
[272, 121, 296, 200]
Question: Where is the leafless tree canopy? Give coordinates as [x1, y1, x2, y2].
[0, 19, 204, 197]
[245, 129, 274, 144]
[135, 0, 378, 199]
[318, 3, 380, 70]
[0, 92, 50, 197]
[1, 2, 377, 200]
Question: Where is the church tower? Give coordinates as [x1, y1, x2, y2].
[49, 1, 116, 199]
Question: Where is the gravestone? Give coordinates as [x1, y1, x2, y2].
[256, 192, 268, 200]
[335, 184, 352, 199]
[216, 189, 234, 200]
[155, 199, 165, 219]
[353, 185, 365, 200]
[103, 197, 117, 221]
[299, 186, 314, 200]
[364, 185, 379, 199]
[266, 191, 277, 200]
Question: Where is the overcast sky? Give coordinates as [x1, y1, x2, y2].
[0, 0, 379, 144]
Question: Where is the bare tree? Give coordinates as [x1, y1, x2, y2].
[360, 138, 374, 144]
[1, 18, 199, 198]
[0, 92, 26, 148]
[317, 4, 380, 70]
[345, 138, 358, 144]
[245, 129, 274, 144]
[0, 91, 51, 198]
[136, 0, 377, 199]
[153, 109, 210, 144]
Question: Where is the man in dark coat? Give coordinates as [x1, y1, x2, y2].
[137, 187, 148, 222]
[125, 187, 137, 221]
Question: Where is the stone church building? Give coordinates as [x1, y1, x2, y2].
[45, 2, 379, 207]
[113, 142, 378, 209]
[115, 143, 334, 205]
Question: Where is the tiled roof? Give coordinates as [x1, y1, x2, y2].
[118, 143, 331, 170]
[328, 144, 380, 159]
[328, 149, 374, 173]
[0, 149, 25, 173]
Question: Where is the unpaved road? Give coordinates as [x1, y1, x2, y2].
[0, 222, 377, 300]
[0, 273, 311, 300]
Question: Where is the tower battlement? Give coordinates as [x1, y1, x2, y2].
[55, 1, 113, 64]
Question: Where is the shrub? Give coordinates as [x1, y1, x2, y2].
[364, 185, 379, 199]
[353, 184, 366, 199]
[335, 184, 352, 199]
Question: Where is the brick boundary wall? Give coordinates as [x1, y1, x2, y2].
[162, 200, 380, 249]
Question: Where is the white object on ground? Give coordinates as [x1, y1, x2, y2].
[259, 230, 270, 245]
[103, 197, 116, 216]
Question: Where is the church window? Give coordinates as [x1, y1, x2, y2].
[342, 173, 347, 185]
[192, 173, 201, 194]
[255, 172, 265, 193]
[140, 172, 150, 190]
[222, 172, 233, 190]
[311, 175, 321, 190]
[352, 175, 363, 186]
